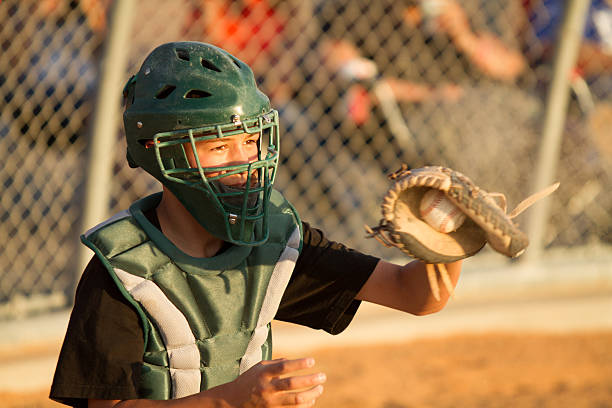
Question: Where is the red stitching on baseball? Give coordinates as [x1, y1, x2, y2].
[421, 191, 443, 217]
[440, 206, 461, 232]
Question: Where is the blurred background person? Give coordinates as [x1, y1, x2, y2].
[306, 0, 539, 208]
[524, 0, 612, 83]
[404, 0, 527, 81]
[521, 0, 612, 245]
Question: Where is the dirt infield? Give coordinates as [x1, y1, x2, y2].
[305, 331, 612, 408]
[3, 330, 611, 408]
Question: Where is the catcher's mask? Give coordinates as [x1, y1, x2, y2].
[122, 41, 280, 246]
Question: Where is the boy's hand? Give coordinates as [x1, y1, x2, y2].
[89, 358, 325, 408]
[220, 357, 326, 407]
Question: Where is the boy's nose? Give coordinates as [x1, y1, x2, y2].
[228, 143, 256, 166]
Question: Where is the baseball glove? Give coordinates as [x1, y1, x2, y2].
[365, 165, 559, 299]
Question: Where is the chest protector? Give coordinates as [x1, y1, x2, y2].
[81, 191, 301, 400]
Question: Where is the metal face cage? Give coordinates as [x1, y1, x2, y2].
[151, 110, 279, 245]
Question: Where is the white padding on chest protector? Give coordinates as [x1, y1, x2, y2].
[239, 226, 301, 373]
[114, 268, 201, 399]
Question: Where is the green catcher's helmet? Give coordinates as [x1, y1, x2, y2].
[123, 42, 280, 246]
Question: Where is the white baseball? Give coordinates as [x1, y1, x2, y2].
[419, 189, 466, 233]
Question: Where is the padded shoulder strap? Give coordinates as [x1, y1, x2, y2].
[239, 226, 301, 373]
[113, 268, 201, 399]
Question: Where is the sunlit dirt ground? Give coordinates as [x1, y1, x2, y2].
[4, 331, 611, 408]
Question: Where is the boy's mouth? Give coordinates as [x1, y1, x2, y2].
[221, 172, 259, 189]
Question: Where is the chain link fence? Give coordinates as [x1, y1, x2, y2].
[0, 1, 104, 317]
[1, 0, 611, 319]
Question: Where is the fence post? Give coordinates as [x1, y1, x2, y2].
[525, 0, 591, 262]
[77, 0, 136, 280]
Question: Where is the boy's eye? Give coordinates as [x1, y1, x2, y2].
[246, 134, 260, 144]
[209, 144, 227, 152]
[202, 142, 227, 152]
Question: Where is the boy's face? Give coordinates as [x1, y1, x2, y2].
[183, 132, 260, 188]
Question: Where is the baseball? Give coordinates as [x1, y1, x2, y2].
[419, 189, 466, 233]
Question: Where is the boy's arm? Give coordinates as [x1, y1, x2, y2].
[356, 259, 463, 315]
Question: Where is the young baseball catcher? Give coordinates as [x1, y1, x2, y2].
[50, 41, 554, 408]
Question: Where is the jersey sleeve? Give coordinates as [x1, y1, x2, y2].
[275, 221, 380, 334]
[50, 255, 144, 407]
